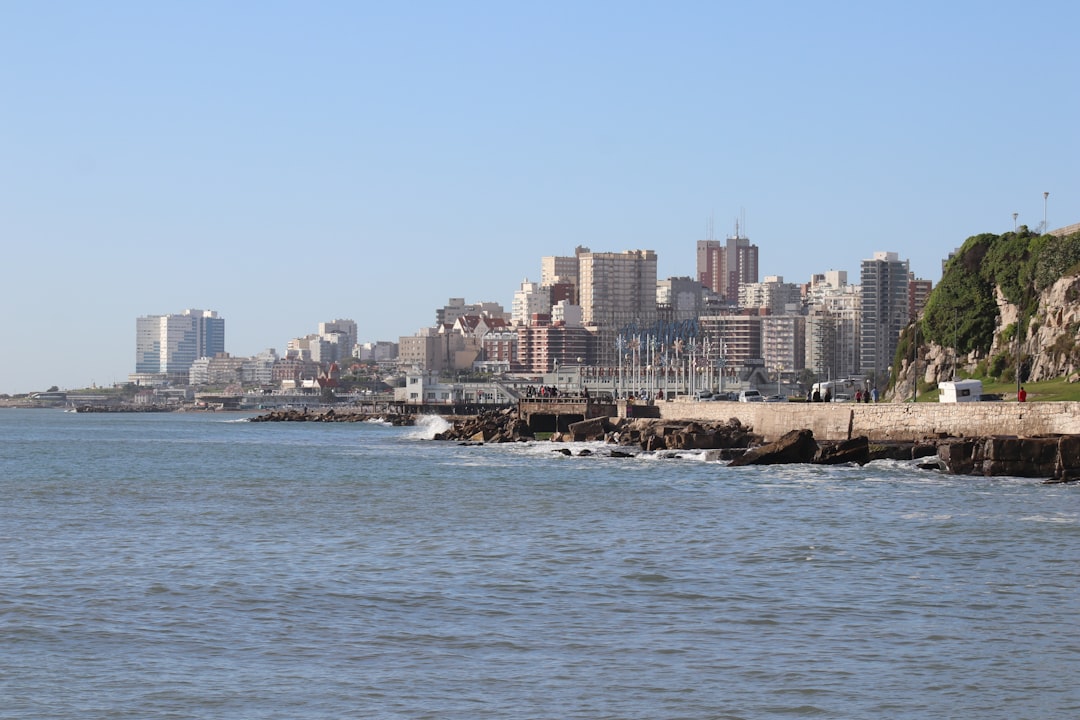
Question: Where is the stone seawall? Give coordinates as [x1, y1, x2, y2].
[653, 401, 1080, 442]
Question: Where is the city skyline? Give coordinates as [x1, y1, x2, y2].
[2, 2, 1078, 394]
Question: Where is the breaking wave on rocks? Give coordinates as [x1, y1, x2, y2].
[406, 414, 452, 439]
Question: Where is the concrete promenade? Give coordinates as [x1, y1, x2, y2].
[651, 400, 1080, 442]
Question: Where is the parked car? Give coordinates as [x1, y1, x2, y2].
[738, 389, 764, 402]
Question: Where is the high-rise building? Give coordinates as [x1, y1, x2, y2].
[698, 227, 759, 303]
[804, 272, 861, 380]
[699, 313, 763, 376]
[859, 251, 910, 381]
[578, 249, 658, 367]
[578, 250, 652, 369]
[134, 309, 225, 382]
[696, 240, 724, 295]
[762, 315, 806, 375]
[725, 231, 759, 304]
[578, 249, 658, 328]
[908, 276, 933, 321]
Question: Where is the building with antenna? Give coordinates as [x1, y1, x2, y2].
[696, 219, 759, 303]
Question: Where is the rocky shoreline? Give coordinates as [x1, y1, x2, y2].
[429, 408, 1080, 483]
[246, 407, 1080, 483]
[248, 408, 415, 425]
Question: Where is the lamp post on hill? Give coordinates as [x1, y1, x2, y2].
[912, 321, 918, 403]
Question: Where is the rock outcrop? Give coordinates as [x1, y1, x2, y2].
[936, 434, 1080, 481]
[607, 418, 761, 451]
[815, 436, 870, 465]
[728, 429, 819, 466]
[431, 408, 535, 443]
[250, 408, 414, 425]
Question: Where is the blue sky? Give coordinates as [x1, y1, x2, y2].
[2, 1, 1077, 394]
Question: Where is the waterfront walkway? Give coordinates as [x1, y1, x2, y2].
[520, 397, 1080, 442]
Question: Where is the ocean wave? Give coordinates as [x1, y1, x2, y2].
[404, 415, 452, 440]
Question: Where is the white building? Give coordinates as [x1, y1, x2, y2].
[356, 341, 399, 362]
[804, 274, 861, 380]
[551, 299, 583, 326]
[133, 308, 225, 385]
[511, 279, 551, 327]
[738, 276, 801, 316]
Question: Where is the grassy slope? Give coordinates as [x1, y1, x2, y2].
[911, 376, 1080, 402]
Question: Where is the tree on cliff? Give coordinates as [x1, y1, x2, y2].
[896, 226, 1080, 389]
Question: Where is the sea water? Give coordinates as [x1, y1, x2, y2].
[1, 409, 1078, 719]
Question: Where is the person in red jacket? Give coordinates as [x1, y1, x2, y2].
[1018, 386, 1027, 402]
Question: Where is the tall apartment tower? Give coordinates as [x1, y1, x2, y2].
[908, 275, 933, 321]
[804, 273, 861, 380]
[859, 251, 910, 381]
[697, 224, 759, 303]
[578, 249, 658, 329]
[135, 309, 225, 378]
[725, 228, 759, 304]
[696, 240, 724, 295]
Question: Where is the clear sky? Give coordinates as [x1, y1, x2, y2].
[2, 1, 1077, 394]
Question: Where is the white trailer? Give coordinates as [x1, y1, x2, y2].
[938, 379, 983, 402]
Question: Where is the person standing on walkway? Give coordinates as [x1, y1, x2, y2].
[1018, 386, 1027, 402]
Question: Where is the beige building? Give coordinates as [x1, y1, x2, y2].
[578, 249, 658, 328]
[540, 246, 588, 288]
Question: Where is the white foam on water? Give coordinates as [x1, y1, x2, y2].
[405, 414, 452, 439]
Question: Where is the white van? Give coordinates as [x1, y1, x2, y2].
[738, 389, 764, 402]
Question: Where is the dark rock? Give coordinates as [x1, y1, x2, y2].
[815, 436, 870, 465]
[937, 439, 978, 475]
[644, 435, 668, 452]
[568, 417, 611, 442]
[728, 429, 818, 466]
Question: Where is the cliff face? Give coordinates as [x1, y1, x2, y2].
[893, 272, 1080, 398]
[1023, 274, 1080, 382]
